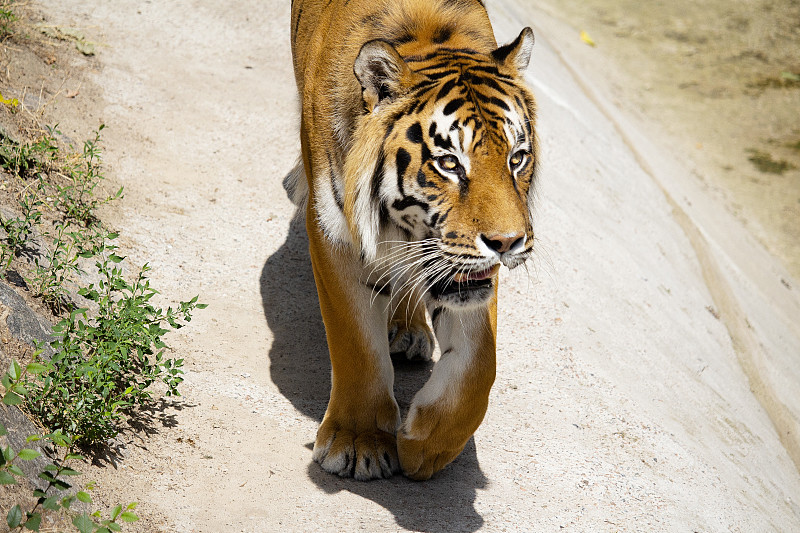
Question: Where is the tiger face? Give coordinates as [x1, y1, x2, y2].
[349, 30, 537, 308]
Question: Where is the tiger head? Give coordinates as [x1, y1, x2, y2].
[344, 29, 537, 308]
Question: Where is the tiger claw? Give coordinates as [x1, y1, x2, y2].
[389, 322, 434, 361]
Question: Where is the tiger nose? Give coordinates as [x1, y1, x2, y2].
[480, 232, 525, 254]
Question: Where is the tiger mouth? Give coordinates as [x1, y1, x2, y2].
[451, 264, 500, 283]
[431, 264, 500, 297]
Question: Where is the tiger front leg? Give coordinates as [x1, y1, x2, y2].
[307, 224, 401, 480]
[388, 290, 435, 362]
[398, 302, 497, 480]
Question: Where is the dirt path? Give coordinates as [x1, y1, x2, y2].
[29, 1, 800, 531]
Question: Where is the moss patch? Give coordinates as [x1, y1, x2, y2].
[746, 149, 797, 174]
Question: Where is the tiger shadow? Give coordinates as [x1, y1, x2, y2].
[260, 201, 487, 532]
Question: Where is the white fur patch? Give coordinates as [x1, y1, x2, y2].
[403, 306, 486, 440]
[314, 173, 351, 245]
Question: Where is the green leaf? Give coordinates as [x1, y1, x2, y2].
[42, 496, 61, 511]
[8, 465, 24, 476]
[7, 505, 22, 528]
[60, 467, 82, 476]
[17, 448, 41, 460]
[9, 360, 21, 381]
[119, 512, 139, 523]
[77, 491, 92, 503]
[24, 512, 41, 531]
[111, 504, 122, 521]
[38, 471, 71, 491]
[0, 422, 6, 436]
[25, 363, 48, 375]
[3, 391, 23, 405]
[0, 471, 16, 484]
[106, 523, 122, 532]
[72, 513, 94, 533]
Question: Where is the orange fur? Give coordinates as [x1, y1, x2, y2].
[291, 0, 537, 480]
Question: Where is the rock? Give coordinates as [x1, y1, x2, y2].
[0, 280, 54, 360]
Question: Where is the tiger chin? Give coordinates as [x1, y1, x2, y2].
[290, 0, 538, 481]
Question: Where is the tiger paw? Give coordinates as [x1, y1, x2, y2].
[397, 430, 466, 481]
[312, 422, 400, 480]
[388, 321, 435, 362]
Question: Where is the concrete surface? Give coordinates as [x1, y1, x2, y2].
[36, 0, 800, 530]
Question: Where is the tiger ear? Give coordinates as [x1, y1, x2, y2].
[491, 27, 534, 72]
[354, 40, 417, 111]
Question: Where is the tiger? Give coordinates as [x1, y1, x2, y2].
[289, 0, 538, 481]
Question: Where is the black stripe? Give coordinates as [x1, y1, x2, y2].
[422, 69, 459, 80]
[443, 98, 465, 115]
[370, 149, 385, 207]
[327, 153, 344, 210]
[435, 79, 457, 101]
[395, 148, 410, 195]
[391, 32, 414, 45]
[438, 206, 451, 226]
[420, 142, 431, 162]
[433, 134, 453, 150]
[292, 8, 303, 41]
[432, 26, 453, 44]
[406, 122, 423, 143]
[392, 196, 429, 212]
[488, 96, 510, 111]
[465, 73, 503, 92]
[416, 169, 435, 188]
[404, 48, 481, 63]
[469, 65, 514, 80]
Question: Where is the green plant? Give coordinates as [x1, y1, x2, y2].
[19, 248, 205, 444]
[0, 190, 44, 269]
[0, 5, 17, 38]
[0, 129, 58, 179]
[0, 121, 203, 529]
[28, 223, 84, 311]
[52, 125, 123, 226]
[1, 420, 139, 532]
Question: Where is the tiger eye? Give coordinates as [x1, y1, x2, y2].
[510, 151, 525, 168]
[440, 155, 459, 170]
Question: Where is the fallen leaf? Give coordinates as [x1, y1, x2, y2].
[0, 91, 19, 108]
[580, 30, 596, 47]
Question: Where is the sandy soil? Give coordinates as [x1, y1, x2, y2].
[2, 1, 800, 532]
[531, 0, 800, 279]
